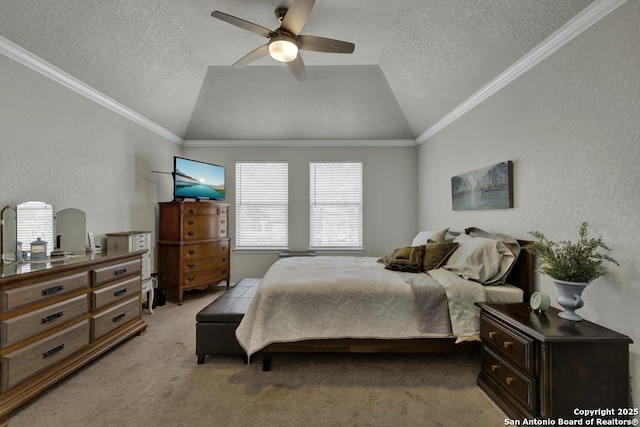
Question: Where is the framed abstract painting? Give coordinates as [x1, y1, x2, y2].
[451, 161, 513, 211]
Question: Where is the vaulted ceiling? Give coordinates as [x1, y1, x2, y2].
[0, 0, 595, 142]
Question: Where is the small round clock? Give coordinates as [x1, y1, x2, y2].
[530, 291, 551, 312]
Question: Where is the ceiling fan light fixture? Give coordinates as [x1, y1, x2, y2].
[269, 36, 298, 62]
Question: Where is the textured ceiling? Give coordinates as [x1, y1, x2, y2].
[0, 0, 595, 141]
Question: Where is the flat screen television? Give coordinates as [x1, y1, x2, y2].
[173, 156, 225, 201]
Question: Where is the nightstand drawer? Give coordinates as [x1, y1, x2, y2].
[481, 314, 535, 374]
[482, 346, 536, 414]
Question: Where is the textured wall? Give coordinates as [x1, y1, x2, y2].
[417, 0, 640, 406]
[180, 144, 418, 281]
[379, 0, 593, 136]
[185, 66, 413, 140]
[0, 54, 180, 256]
[0, 0, 207, 137]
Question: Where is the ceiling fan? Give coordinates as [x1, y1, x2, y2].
[211, 0, 355, 81]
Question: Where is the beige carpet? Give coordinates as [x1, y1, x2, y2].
[9, 286, 507, 427]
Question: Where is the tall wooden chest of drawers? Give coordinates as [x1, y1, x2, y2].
[477, 303, 632, 421]
[157, 201, 230, 305]
[0, 252, 147, 425]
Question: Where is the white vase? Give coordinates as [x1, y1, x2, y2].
[553, 279, 588, 321]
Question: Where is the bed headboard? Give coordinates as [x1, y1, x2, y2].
[505, 240, 536, 300]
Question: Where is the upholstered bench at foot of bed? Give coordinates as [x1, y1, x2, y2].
[195, 278, 260, 364]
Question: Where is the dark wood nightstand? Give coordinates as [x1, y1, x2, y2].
[476, 303, 632, 420]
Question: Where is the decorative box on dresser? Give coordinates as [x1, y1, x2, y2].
[157, 201, 230, 305]
[106, 231, 153, 313]
[477, 302, 632, 421]
[0, 251, 147, 426]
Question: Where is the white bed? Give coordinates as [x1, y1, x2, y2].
[235, 229, 535, 370]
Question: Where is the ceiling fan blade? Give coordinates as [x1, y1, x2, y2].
[297, 35, 355, 54]
[211, 11, 272, 38]
[281, 0, 315, 36]
[232, 43, 270, 67]
[287, 55, 307, 81]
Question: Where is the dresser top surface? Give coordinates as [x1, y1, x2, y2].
[478, 302, 633, 344]
[0, 250, 146, 282]
[105, 231, 151, 236]
[159, 201, 228, 206]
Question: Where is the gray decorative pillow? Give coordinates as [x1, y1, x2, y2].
[422, 242, 459, 272]
[411, 228, 449, 246]
[443, 234, 515, 284]
[384, 245, 425, 273]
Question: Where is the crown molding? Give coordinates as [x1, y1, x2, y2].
[183, 139, 417, 147]
[415, 0, 628, 145]
[0, 35, 184, 145]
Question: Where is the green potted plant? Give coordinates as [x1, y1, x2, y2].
[525, 222, 619, 321]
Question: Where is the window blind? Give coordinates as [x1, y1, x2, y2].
[16, 201, 55, 256]
[235, 162, 288, 248]
[310, 162, 363, 248]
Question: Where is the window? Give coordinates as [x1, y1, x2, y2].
[235, 162, 288, 249]
[309, 162, 363, 249]
[17, 201, 55, 256]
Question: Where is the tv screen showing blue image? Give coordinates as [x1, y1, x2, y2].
[173, 157, 225, 200]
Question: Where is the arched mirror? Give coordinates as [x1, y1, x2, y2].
[1, 206, 17, 263]
[17, 201, 55, 258]
[56, 208, 87, 255]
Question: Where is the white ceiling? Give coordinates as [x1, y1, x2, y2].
[0, 0, 595, 141]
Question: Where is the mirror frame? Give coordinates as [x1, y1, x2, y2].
[1, 206, 17, 263]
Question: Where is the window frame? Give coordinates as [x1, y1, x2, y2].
[234, 161, 289, 251]
[309, 161, 364, 251]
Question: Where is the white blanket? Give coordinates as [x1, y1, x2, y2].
[235, 257, 486, 357]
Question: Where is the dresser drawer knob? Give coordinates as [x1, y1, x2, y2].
[503, 341, 512, 349]
[187, 276, 194, 282]
[112, 312, 126, 323]
[488, 331, 496, 339]
[187, 220, 194, 225]
[490, 364, 500, 373]
[222, 246, 227, 250]
[505, 377, 515, 386]
[187, 231, 195, 237]
[114, 268, 127, 276]
[188, 209, 195, 214]
[188, 250, 196, 255]
[113, 288, 127, 297]
[221, 220, 226, 224]
[221, 229, 226, 234]
[187, 263, 195, 269]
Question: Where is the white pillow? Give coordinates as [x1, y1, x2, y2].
[411, 228, 449, 246]
[443, 234, 515, 284]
